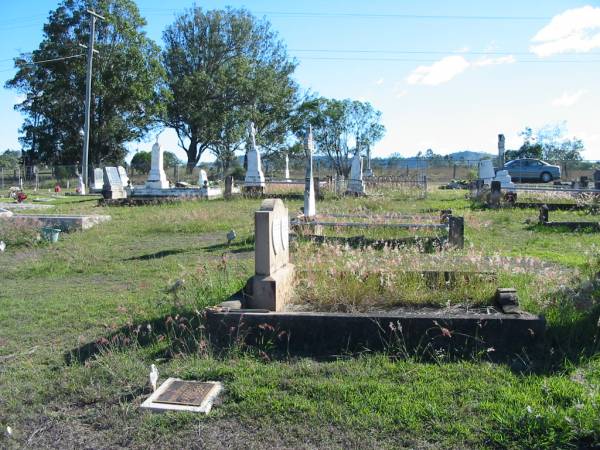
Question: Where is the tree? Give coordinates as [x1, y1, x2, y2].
[6, 0, 163, 166]
[131, 149, 180, 172]
[161, 7, 298, 173]
[0, 150, 21, 170]
[507, 124, 584, 161]
[296, 97, 385, 176]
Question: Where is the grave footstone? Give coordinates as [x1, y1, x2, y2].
[249, 199, 295, 311]
[448, 216, 464, 248]
[102, 167, 127, 199]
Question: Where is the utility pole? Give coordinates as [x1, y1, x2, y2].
[81, 9, 105, 193]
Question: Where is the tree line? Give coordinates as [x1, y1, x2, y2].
[6, 0, 385, 176]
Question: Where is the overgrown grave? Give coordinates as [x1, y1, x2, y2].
[206, 197, 545, 359]
[538, 205, 600, 232]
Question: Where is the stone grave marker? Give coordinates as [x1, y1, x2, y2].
[92, 168, 104, 191]
[249, 198, 295, 311]
[224, 175, 234, 199]
[118, 166, 130, 187]
[102, 166, 127, 199]
[146, 138, 169, 189]
[303, 127, 316, 218]
[243, 122, 266, 191]
[199, 169, 208, 188]
[347, 151, 365, 195]
[478, 159, 495, 183]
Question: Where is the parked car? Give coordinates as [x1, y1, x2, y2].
[502, 159, 561, 183]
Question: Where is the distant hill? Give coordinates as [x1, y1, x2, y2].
[445, 150, 495, 161]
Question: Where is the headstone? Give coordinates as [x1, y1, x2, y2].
[493, 170, 515, 190]
[199, 169, 208, 188]
[92, 168, 104, 191]
[77, 175, 86, 195]
[478, 159, 495, 183]
[303, 127, 316, 218]
[489, 180, 501, 208]
[224, 175, 234, 199]
[243, 123, 265, 190]
[284, 154, 290, 182]
[579, 176, 589, 188]
[118, 166, 130, 187]
[364, 145, 374, 177]
[498, 134, 505, 166]
[146, 138, 169, 189]
[347, 152, 365, 195]
[249, 198, 294, 311]
[102, 166, 127, 199]
[594, 169, 600, 190]
[448, 216, 464, 248]
[539, 205, 549, 224]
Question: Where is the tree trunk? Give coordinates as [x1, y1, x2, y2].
[186, 136, 198, 174]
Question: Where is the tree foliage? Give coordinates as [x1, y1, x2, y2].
[130, 149, 180, 172]
[507, 124, 584, 161]
[5, 0, 163, 166]
[0, 150, 21, 170]
[296, 97, 385, 176]
[161, 7, 298, 173]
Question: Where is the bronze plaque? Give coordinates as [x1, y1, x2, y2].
[154, 381, 217, 407]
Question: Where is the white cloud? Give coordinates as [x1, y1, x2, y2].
[405, 54, 515, 86]
[530, 6, 600, 57]
[395, 89, 408, 99]
[375, 78, 384, 85]
[473, 55, 516, 67]
[406, 56, 470, 86]
[551, 89, 588, 107]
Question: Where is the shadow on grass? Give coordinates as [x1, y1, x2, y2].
[526, 223, 600, 233]
[202, 238, 254, 254]
[124, 249, 188, 261]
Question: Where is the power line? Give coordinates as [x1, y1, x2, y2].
[289, 49, 600, 56]
[297, 56, 600, 63]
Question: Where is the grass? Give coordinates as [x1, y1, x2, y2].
[0, 188, 599, 448]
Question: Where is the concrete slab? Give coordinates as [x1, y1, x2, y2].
[6, 214, 111, 232]
[141, 378, 223, 414]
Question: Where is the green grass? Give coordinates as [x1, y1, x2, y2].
[0, 190, 599, 448]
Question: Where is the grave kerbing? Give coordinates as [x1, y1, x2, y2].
[303, 126, 316, 218]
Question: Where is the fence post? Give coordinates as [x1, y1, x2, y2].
[0, 167, 3, 189]
[452, 164, 457, 179]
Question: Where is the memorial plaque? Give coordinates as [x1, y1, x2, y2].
[154, 380, 219, 407]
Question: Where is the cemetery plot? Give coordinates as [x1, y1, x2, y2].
[291, 210, 463, 249]
[538, 205, 600, 231]
[207, 198, 545, 359]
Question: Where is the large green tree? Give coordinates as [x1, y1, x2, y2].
[161, 7, 298, 173]
[296, 97, 385, 176]
[507, 123, 584, 161]
[6, 0, 163, 167]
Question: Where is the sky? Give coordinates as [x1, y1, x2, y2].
[0, 0, 599, 163]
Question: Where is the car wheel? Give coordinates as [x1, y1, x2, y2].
[541, 172, 552, 183]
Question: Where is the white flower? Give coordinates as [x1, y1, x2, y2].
[526, 405, 533, 414]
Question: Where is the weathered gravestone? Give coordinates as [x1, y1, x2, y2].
[102, 167, 127, 199]
[478, 159, 495, 183]
[199, 169, 208, 188]
[243, 122, 265, 192]
[347, 151, 365, 195]
[303, 127, 316, 218]
[92, 168, 104, 191]
[146, 138, 169, 189]
[248, 199, 295, 311]
[224, 175, 234, 199]
[489, 180, 502, 208]
[118, 166, 130, 187]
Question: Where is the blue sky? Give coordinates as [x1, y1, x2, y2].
[1, 0, 599, 162]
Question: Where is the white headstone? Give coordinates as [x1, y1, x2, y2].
[146, 138, 169, 189]
[92, 168, 104, 190]
[199, 169, 208, 187]
[493, 170, 515, 190]
[118, 166, 130, 187]
[103, 167, 127, 199]
[347, 151, 365, 194]
[284, 154, 290, 181]
[244, 123, 265, 188]
[303, 127, 316, 218]
[364, 145, 374, 177]
[478, 159, 495, 183]
[78, 175, 86, 195]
